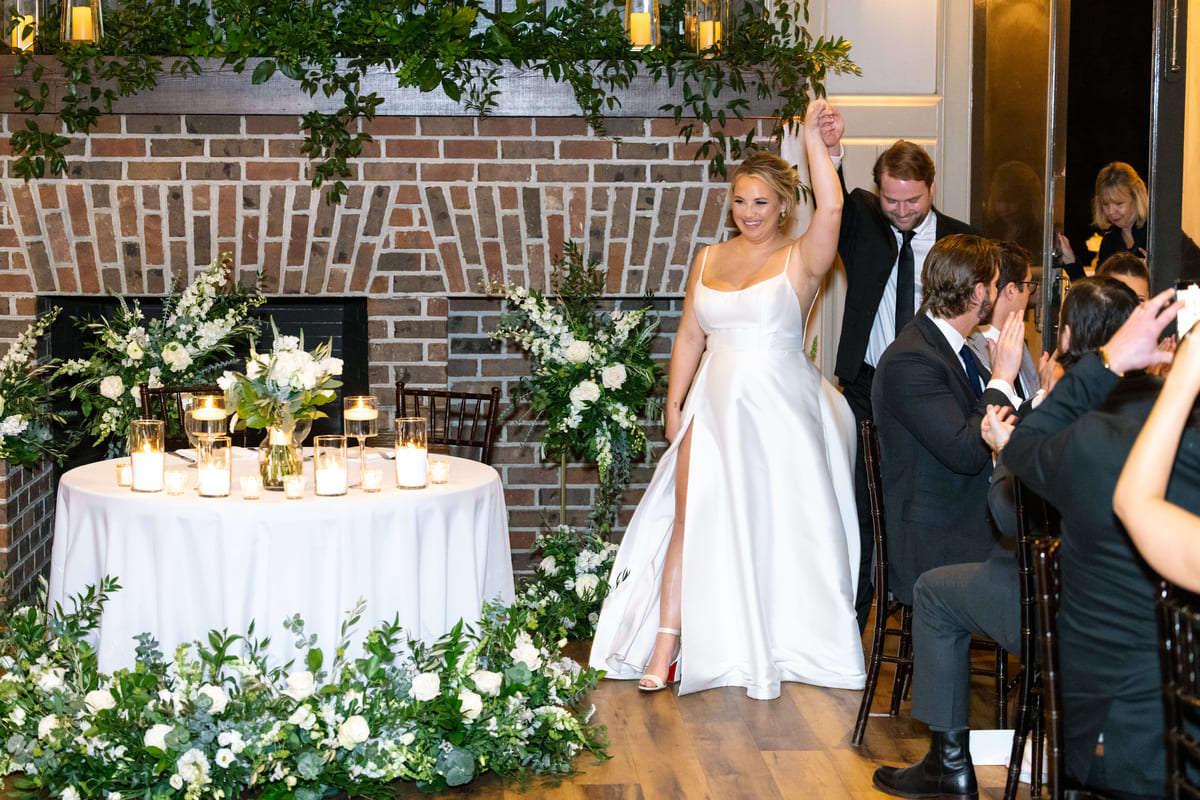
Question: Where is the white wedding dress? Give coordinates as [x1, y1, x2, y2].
[588, 250, 866, 700]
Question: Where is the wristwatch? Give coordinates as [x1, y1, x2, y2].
[1097, 347, 1125, 377]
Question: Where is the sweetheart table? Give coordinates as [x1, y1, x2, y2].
[48, 453, 515, 674]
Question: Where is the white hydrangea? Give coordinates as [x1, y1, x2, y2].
[0, 415, 28, 436]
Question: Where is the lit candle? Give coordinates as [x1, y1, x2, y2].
[394, 444, 428, 489]
[240, 475, 262, 499]
[165, 470, 187, 496]
[191, 405, 225, 421]
[361, 468, 383, 493]
[115, 461, 132, 487]
[315, 462, 348, 496]
[697, 20, 717, 51]
[131, 444, 164, 492]
[71, 6, 94, 41]
[429, 458, 450, 485]
[11, 15, 34, 51]
[283, 474, 305, 499]
[628, 12, 652, 48]
[197, 465, 230, 497]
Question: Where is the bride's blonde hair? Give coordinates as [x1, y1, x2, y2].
[728, 150, 799, 232]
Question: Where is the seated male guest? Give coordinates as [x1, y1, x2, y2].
[966, 240, 1047, 403]
[873, 276, 1139, 800]
[871, 233, 1023, 605]
[1003, 287, 1183, 800]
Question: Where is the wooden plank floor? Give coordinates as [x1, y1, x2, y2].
[394, 626, 1034, 799]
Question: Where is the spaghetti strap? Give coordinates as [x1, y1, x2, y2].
[696, 245, 711, 282]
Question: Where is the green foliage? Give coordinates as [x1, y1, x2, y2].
[6, 0, 857, 203]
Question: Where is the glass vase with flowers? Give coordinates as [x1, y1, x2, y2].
[219, 322, 343, 489]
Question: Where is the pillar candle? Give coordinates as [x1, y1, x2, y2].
[628, 12, 652, 47]
[197, 465, 230, 497]
[394, 444, 428, 488]
[71, 6, 94, 41]
[131, 448, 164, 492]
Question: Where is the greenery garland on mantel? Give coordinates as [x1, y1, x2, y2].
[0, 0, 856, 204]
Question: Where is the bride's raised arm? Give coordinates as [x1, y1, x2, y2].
[793, 99, 843, 283]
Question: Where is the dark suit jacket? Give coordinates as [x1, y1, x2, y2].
[871, 314, 1013, 604]
[1003, 354, 1200, 798]
[833, 174, 977, 385]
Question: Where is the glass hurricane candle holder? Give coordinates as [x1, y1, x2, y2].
[129, 419, 165, 492]
[429, 458, 450, 485]
[115, 460, 132, 487]
[693, 0, 726, 55]
[625, 0, 658, 49]
[5, 0, 37, 52]
[343, 395, 378, 486]
[197, 435, 232, 497]
[395, 417, 428, 489]
[60, 0, 101, 43]
[314, 435, 348, 496]
[184, 394, 227, 451]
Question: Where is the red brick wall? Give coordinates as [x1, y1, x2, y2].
[0, 460, 57, 604]
[0, 110, 772, 575]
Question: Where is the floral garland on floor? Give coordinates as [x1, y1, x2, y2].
[0, 309, 78, 468]
[487, 240, 662, 535]
[0, 579, 607, 800]
[55, 254, 264, 456]
[514, 525, 622, 641]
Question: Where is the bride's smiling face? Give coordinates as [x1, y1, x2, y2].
[731, 176, 785, 240]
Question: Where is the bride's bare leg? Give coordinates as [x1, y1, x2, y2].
[640, 425, 691, 688]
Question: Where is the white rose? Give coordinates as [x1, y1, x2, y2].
[576, 573, 600, 600]
[84, 688, 115, 713]
[458, 689, 483, 721]
[125, 341, 145, 361]
[510, 638, 543, 672]
[409, 672, 441, 702]
[282, 670, 315, 701]
[601, 364, 627, 390]
[471, 669, 503, 696]
[161, 342, 193, 371]
[538, 556, 558, 576]
[169, 774, 184, 791]
[35, 666, 65, 693]
[564, 340, 593, 363]
[61, 788, 80, 800]
[99, 375, 125, 401]
[569, 380, 601, 407]
[8, 706, 25, 727]
[196, 684, 228, 715]
[336, 715, 370, 748]
[144, 723, 174, 751]
[37, 714, 59, 739]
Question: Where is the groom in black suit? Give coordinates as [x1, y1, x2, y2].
[820, 113, 978, 628]
[871, 234, 1022, 606]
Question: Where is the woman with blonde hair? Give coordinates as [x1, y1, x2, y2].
[589, 100, 866, 700]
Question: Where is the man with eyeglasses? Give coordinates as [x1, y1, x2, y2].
[966, 240, 1050, 405]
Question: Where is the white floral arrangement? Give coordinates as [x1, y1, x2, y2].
[219, 323, 343, 432]
[0, 309, 77, 468]
[515, 525, 622, 640]
[488, 241, 661, 533]
[0, 579, 607, 799]
[55, 254, 263, 455]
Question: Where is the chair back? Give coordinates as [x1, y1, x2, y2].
[394, 382, 501, 465]
[1033, 535, 1065, 799]
[139, 383, 226, 451]
[1156, 581, 1200, 800]
[861, 419, 890, 605]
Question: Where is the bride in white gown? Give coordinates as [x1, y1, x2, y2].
[588, 99, 866, 700]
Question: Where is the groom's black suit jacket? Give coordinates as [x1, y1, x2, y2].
[833, 174, 976, 387]
[1004, 354, 1200, 798]
[871, 313, 1014, 605]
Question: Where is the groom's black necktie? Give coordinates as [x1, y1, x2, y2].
[959, 343, 984, 398]
[895, 229, 917, 336]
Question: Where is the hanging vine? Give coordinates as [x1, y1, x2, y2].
[6, 0, 856, 204]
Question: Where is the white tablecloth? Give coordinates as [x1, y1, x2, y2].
[49, 454, 515, 673]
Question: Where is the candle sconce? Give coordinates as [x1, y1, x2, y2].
[625, 0, 659, 50]
[60, 0, 101, 43]
[4, 0, 37, 52]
